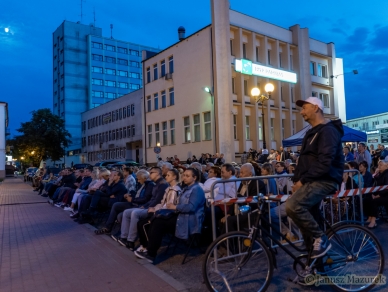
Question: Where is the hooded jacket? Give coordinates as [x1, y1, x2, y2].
[293, 119, 344, 185]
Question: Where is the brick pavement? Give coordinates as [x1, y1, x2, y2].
[0, 178, 183, 292]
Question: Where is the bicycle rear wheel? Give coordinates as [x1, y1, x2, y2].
[202, 231, 273, 292]
[321, 224, 384, 292]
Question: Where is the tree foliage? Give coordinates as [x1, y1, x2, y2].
[11, 109, 71, 166]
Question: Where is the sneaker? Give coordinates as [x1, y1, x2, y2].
[311, 237, 331, 259]
[134, 251, 155, 264]
[126, 241, 135, 251]
[64, 206, 73, 212]
[136, 245, 148, 253]
[297, 270, 316, 286]
[54, 203, 62, 208]
[70, 212, 79, 219]
[118, 238, 128, 247]
[110, 234, 119, 242]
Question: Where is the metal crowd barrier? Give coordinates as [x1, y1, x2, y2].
[208, 169, 365, 248]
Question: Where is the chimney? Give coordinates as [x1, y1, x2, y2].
[178, 26, 185, 41]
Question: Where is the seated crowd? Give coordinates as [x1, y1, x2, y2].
[31, 146, 388, 264]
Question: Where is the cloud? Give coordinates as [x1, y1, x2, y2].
[369, 25, 388, 51]
[337, 27, 370, 54]
[330, 28, 347, 36]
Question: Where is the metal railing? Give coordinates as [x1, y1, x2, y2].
[208, 170, 364, 248]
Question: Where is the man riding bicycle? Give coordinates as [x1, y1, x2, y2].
[286, 97, 344, 259]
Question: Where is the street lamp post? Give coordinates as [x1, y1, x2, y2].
[251, 83, 274, 150]
[204, 87, 217, 153]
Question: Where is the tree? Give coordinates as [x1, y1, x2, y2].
[12, 109, 71, 166]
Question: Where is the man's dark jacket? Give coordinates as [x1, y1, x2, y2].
[99, 179, 127, 202]
[142, 177, 168, 209]
[79, 176, 92, 190]
[131, 180, 155, 206]
[62, 173, 76, 188]
[293, 119, 344, 185]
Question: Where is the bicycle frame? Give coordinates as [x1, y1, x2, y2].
[239, 196, 356, 272]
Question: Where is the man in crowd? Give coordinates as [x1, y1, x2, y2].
[286, 97, 344, 263]
[343, 146, 354, 162]
[279, 146, 290, 161]
[354, 142, 372, 170]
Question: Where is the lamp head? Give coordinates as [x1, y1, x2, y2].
[265, 83, 274, 93]
[156, 142, 161, 147]
[353, 70, 358, 75]
[204, 87, 211, 93]
[251, 87, 260, 97]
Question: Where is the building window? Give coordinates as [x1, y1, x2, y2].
[312, 91, 318, 97]
[258, 117, 263, 140]
[130, 49, 139, 56]
[270, 118, 275, 140]
[245, 116, 250, 140]
[242, 43, 247, 59]
[118, 82, 128, 88]
[204, 112, 211, 140]
[127, 126, 131, 137]
[310, 61, 316, 75]
[154, 123, 160, 146]
[119, 108, 122, 120]
[104, 80, 116, 87]
[280, 84, 284, 101]
[129, 72, 139, 79]
[230, 39, 234, 55]
[291, 87, 295, 102]
[92, 78, 103, 85]
[123, 107, 127, 118]
[131, 104, 135, 116]
[132, 125, 135, 136]
[105, 92, 116, 99]
[256, 47, 259, 62]
[169, 87, 174, 105]
[118, 58, 128, 66]
[282, 119, 285, 138]
[372, 121, 380, 126]
[123, 127, 127, 138]
[244, 79, 248, 96]
[92, 42, 103, 49]
[104, 44, 116, 51]
[116, 129, 119, 139]
[362, 122, 368, 130]
[292, 120, 296, 134]
[105, 68, 116, 75]
[169, 56, 174, 73]
[92, 54, 103, 61]
[279, 53, 283, 68]
[232, 77, 236, 94]
[319, 93, 329, 108]
[318, 64, 328, 78]
[130, 84, 140, 90]
[193, 114, 200, 142]
[105, 56, 116, 63]
[170, 120, 175, 144]
[92, 66, 103, 73]
[147, 96, 151, 112]
[162, 121, 167, 146]
[112, 129, 116, 140]
[161, 90, 166, 108]
[161, 60, 166, 77]
[118, 70, 128, 77]
[290, 54, 293, 70]
[146, 67, 150, 83]
[267, 50, 271, 65]
[233, 115, 237, 140]
[154, 93, 159, 110]
[184, 116, 190, 143]
[130, 61, 139, 67]
[92, 91, 103, 97]
[117, 47, 127, 54]
[153, 64, 158, 80]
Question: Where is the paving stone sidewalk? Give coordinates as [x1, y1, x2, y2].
[0, 178, 183, 292]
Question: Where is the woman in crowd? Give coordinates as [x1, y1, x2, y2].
[135, 168, 181, 253]
[134, 168, 205, 263]
[260, 163, 278, 195]
[64, 169, 100, 212]
[359, 161, 374, 188]
[363, 159, 388, 229]
[347, 161, 364, 188]
[203, 166, 221, 201]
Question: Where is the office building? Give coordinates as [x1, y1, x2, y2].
[52, 21, 159, 165]
[143, 0, 346, 164]
[81, 89, 143, 164]
[347, 112, 388, 146]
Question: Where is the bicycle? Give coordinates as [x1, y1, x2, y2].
[202, 194, 385, 292]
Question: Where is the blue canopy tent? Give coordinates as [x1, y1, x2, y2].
[282, 125, 367, 147]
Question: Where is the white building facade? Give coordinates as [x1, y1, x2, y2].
[0, 102, 8, 178]
[347, 112, 388, 147]
[81, 90, 143, 164]
[143, 0, 346, 164]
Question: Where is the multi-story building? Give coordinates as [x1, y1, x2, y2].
[347, 112, 388, 146]
[52, 21, 159, 165]
[0, 101, 9, 178]
[81, 89, 143, 164]
[143, 0, 346, 164]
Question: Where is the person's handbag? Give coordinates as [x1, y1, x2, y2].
[152, 209, 176, 221]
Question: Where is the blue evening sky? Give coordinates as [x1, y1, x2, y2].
[1, 0, 387, 136]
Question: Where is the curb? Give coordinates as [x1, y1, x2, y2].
[83, 224, 188, 292]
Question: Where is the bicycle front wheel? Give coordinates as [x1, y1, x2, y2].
[202, 231, 273, 292]
[322, 224, 385, 292]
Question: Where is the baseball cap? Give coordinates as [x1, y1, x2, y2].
[296, 97, 323, 111]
